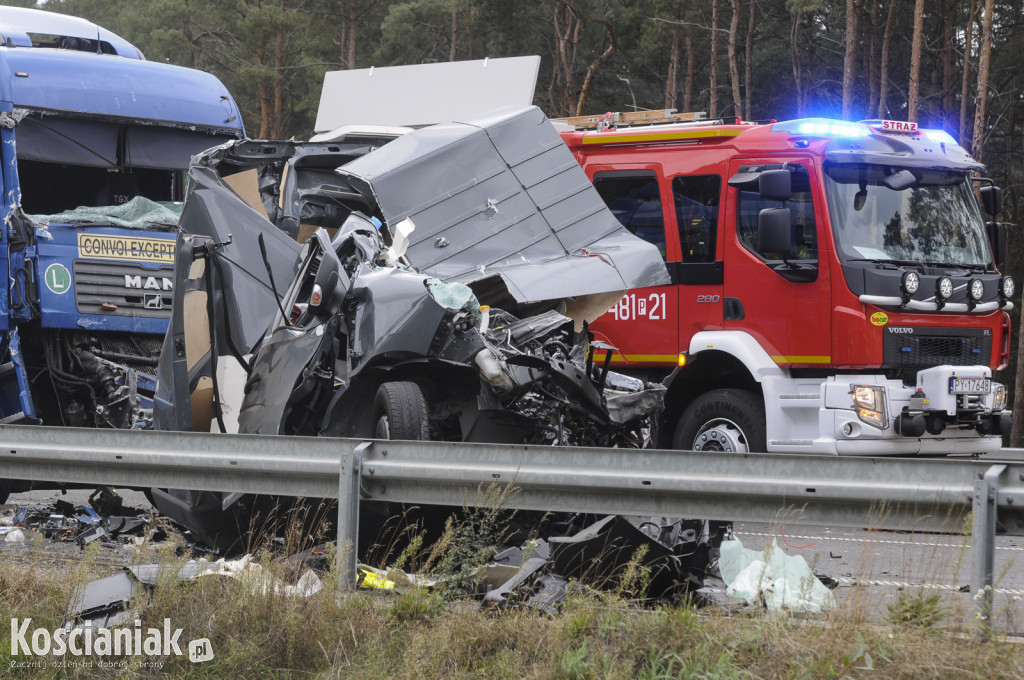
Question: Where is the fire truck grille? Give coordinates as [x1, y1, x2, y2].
[882, 327, 991, 369]
[73, 261, 174, 319]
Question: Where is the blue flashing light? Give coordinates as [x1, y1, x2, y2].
[921, 128, 958, 146]
[772, 118, 871, 138]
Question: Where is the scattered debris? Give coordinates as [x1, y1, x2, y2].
[4, 528, 25, 543]
[718, 538, 836, 613]
[377, 515, 715, 613]
[0, 490, 153, 548]
[64, 555, 323, 630]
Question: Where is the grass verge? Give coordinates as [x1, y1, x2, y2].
[1, 546, 1022, 680]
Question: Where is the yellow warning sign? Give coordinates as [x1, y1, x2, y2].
[77, 234, 175, 263]
[870, 312, 888, 326]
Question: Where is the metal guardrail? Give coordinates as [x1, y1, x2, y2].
[2, 424, 1022, 620]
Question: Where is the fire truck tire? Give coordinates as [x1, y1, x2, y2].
[373, 381, 429, 441]
[673, 389, 766, 453]
[0, 479, 11, 505]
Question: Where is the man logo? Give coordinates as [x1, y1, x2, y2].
[124, 275, 173, 291]
[143, 293, 163, 310]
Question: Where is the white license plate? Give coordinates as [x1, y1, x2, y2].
[949, 377, 991, 394]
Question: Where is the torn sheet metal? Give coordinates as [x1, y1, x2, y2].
[718, 538, 836, 613]
[548, 515, 709, 597]
[337, 106, 670, 303]
[63, 571, 142, 631]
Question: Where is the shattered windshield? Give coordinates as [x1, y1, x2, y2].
[824, 163, 991, 267]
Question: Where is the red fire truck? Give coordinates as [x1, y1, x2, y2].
[558, 113, 1015, 455]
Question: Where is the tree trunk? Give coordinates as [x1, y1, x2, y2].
[876, 0, 897, 118]
[576, 21, 616, 116]
[1013, 309, 1024, 446]
[842, 0, 859, 120]
[684, 31, 694, 112]
[554, 2, 582, 117]
[791, 12, 803, 117]
[710, 0, 719, 118]
[744, 0, 755, 120]
[464, 11, 474, 60]
[867, 0, 880, 116]
[971, 0, 995, 160]
[449, 9, 457, 61]
[727, 0, 742, 117]
[339, 15, 349, 67]
[257, 46, 271, 138]
[960, 0, 978, 145]
[273, 16, 284, 138]
[940, 0, 956, 130]
[907, 0, 924, 122]
[346, 0, 358, 69]
[665, 31, 680, 109]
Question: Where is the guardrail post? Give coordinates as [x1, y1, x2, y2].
[336, 442, 370, 590]
[972, 464, 1005, 632]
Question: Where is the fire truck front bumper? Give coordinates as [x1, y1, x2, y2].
[824, 365, 1008, 455]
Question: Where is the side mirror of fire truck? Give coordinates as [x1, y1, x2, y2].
[757, 207, 793, 255]
[980, 185, 1002, 217]
[758, 169, 791, 202]
[987, 222, 1006, 271]
[980, 186, 1006, 271]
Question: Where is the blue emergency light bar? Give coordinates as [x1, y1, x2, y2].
[773, 118, 962, 148]
[920, 128, 958, 146]
[772, 119, 871, 137]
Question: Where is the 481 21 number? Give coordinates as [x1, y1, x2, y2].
[610, 292, 668, 321]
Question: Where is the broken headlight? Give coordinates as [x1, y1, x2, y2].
[993, 384, 1007, 411]
[851, 384, 888, 429]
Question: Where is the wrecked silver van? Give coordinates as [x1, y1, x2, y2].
[151, 106, 672, 549]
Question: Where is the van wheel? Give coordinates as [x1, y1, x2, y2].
[373, 382, 429, 441]
[673, 389, 766, 453]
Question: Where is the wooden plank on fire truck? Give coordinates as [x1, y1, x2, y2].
[553, 109, 708, 130]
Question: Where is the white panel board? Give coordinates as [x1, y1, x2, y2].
[315, 56, 540, 131]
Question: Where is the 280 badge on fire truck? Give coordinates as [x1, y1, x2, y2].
[870, 312, 888, 326]
[77, 234, 175, 264]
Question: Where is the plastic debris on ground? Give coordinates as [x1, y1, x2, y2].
[356, 515, 717, 614]
[718, 537, 836, 613]
[4, 528, 26, 543]
[64, 554, 324, 631]
[0, 487, 154, 549]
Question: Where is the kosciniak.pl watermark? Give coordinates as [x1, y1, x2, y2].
[9, 618, 214, 665]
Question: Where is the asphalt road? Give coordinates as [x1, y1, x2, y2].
[732, 520, 1024, 634]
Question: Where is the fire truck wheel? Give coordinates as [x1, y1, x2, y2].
[373, 381, 429, 441]
[673, 389, 766, 453]
[0, 479, 10, 505]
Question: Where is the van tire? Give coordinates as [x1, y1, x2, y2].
[673, 388, 766, 453]
[373, 381, 429, 441]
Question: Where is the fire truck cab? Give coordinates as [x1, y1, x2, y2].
[559, 114, 1015, 455]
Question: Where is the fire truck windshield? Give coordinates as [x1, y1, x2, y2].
[824, 163, 991, 268]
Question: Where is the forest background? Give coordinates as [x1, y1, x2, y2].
[8, 0, 1024, 440]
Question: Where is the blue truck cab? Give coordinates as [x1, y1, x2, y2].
[0, 7, 244, 438]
